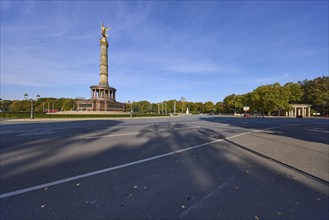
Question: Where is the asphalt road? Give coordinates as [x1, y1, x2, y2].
[0, 116, 328, 219]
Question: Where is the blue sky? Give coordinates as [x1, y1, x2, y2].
[1, 1, 328, 103]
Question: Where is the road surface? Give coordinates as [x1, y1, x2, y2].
[1, 116, 328, 219]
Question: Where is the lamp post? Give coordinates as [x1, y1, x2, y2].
[128, 101, 132, 118]
[24, 93, 40, 119]
[174, 100, 176, 115]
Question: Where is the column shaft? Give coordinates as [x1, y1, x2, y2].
[99, 39, 109, 87]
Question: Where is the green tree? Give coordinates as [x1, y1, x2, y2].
[9, 100, 31, 112]
[179, 97, 187, 113]
[0, 100, 13, 112]
[135, 100, 151, 113]
[251, 83, 290, 115]
[241, 93, 251, 107]
[34, 103, 44, 113]
[165, 100, 176, 113]
[42, 98, 57, 112]
[284, 82, 304, 103]
[223, 94, 244, 114]
[151, 103, 158, 113]
[204, 101, 215, 113]
[193, 102, 204, 114]
[125, 101, 133, 113]
[62, 99, 75, 111]
[186, 102, 193, 113]
[215, 102, 224, 114]
[55, 98, 65, 111]
[300, 76, 329, 115]
[33, 98, 49, 112]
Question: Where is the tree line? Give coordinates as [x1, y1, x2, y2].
[1, 76, 328, 116]
[125, 99, 223, 114]
[222, 76, 328, 116]
[0, 98, 76, 113]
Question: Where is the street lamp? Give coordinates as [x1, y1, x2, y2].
[24, 93, 40, 119]
[128, 101, 132, 118]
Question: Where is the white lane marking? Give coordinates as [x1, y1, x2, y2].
[179, 176, 236, 218]
[0, 138, 221, 199]
[0, 134, 237, 199]
[0, 123, 300, 199]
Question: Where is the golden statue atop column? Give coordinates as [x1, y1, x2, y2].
[100, 23, 110, 46]
[101, 23, 111, 38]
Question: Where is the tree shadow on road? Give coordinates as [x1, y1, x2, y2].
[0, 117, 328, 219]
[200, 116, 329, 145]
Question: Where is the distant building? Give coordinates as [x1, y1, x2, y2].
[286, 104, 311, 117]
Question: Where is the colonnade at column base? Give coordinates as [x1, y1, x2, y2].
[76, 84, 125, 112]
[90, 85, 117, 100]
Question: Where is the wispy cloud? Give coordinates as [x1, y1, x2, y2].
[165, 60, 238, 74]
[1, 46, 96, 87]
[1, 1, 327, 101]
